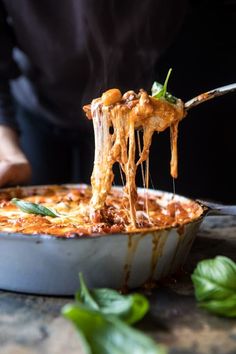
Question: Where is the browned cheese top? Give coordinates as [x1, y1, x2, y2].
[0, 185, 203, 237]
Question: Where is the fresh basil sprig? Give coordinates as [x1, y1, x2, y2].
[62, 274, 166, 354]
[11, 198, 60, 218]
[62, 304, 166, 354]
[76, 273, 149, 324]
[192, 256, 236, 317]
[151, 68, 177, 104]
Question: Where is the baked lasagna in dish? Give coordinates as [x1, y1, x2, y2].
[0, 185, 203, 237]
[0, 76, 204, 236]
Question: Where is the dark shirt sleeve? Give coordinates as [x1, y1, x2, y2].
[0, 0, 21, 131]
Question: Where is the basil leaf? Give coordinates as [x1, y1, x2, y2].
[62, 304, 166, 354]
[11, 198, 60, 218]
[151, 68, 177, 104]
[162, 68, 172, 98]
[76, 273, 149, 324]
[123, 293, 149, 324]
[192, 256, 236, 317]
[199, 294, 236, 317]
[151, 81, 163, 97]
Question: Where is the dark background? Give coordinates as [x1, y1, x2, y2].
[3, 0, 235, 203]
[143, 0, 236, 203]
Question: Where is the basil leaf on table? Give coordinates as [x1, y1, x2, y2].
[11, 198, 60, 218]
[76, 273, 149, 324]
[62, 304, 166, 354]
[151, 68, 177, 104]
[192, 256, 236, 317]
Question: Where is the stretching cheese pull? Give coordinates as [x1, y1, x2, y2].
[83, 88, 185, 229]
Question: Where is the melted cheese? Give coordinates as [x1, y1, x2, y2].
[0, 88, 193, 237]
[84, 89, 185, 229]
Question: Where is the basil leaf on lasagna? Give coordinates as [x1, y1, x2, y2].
[152, 68, 177, 104]
[11, 198, 60, 218]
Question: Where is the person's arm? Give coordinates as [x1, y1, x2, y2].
[0, 1, 31, 186]
[0, 126, 31, 185]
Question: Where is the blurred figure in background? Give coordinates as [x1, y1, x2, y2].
[0, 0, 235, 202]
[0, 0, 187, 185]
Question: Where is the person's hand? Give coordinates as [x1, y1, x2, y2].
[0, 126, 31, 186]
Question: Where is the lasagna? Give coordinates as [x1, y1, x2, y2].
[83, 88, 185, 229]
[0, 185, 203, 237]
[0, 83, 204, 236]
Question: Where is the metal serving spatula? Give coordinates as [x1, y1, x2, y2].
[184, 83, 236, 111]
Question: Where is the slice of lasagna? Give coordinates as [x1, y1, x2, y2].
[83, 87, 185, 229]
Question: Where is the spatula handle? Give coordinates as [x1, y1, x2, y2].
[197, 199, 236, 216]
[185, 83, 236, 110]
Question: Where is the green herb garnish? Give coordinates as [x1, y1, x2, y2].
[192, 256, 236, 317]
[62, 274, 166, 354]
[62, 304, 165, 354]
[76, 273, 149, 324]
[151, 68, 177, 104]
[11, 198, 60, 218]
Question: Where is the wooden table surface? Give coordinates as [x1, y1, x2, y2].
[0, 215, 236, 354]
